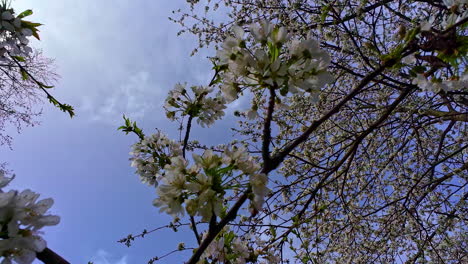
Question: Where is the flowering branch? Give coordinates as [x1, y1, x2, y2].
[269, 59, 406, 171]
[9, 54, 74, 117]
[127, 1, 468, 262]
[185, 57, 413, 264]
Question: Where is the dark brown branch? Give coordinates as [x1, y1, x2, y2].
[182, 115, 194, 159]
[270, 60, 400, 171]
[185, 55, 411, 264]
[182, 11, 468, 262]
[185, 191, 249, 264]
[282, 86, 414, 242]
[36, 248, 70, 264]
[308, 0, 394, 29]
[262, 87, 276, 170]
[181, 114, 201, 244]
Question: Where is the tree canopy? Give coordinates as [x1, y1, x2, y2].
[1, 0, 466, 263]
[120, 0, 467, 263]
[0, 0, 73, 148]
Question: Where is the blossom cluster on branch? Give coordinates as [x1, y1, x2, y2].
[0, 5, 40, 59]
[198, 228, 280, 264]
[0, 172, 59, 264]
[408, 0, 468, 92]
[216, 21, 333, 106]
[165, 83, 226, 127]
[131, 141, 269, 221]
[0, 2, 73, 148]
[130, 131, 182, 187]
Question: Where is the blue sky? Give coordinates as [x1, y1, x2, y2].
[0, 1, 236, 263]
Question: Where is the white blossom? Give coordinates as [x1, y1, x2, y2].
[129, 131, 182, 186]
[165, 83, 226, 127]
[249, 173, 270, 210]
[160, 1, 468, 263]
[216, 21, 333, 105]
[198, 230, 251, 264]
[249, 21, 273, 42]
[0, 172, 59, 264]
[0, 7, 38, 59]
[412, 73, 467, 92]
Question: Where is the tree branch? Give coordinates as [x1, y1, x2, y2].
[36, 248, 70, 264]
[270, 60, 400, 171]
[185, 57, 409, 264]
[262, 86, 276, 171]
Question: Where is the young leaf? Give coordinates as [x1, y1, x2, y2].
[21, 20, 43, 28]
[47, 95, 75, 117]
[11, 55, 25, 62]
[39, 82, 54, 89]
[17, 9, 33, 18]
[118, 115, 145, 139]
[20, 69, 28, 80]
[60, 104, 75, 118]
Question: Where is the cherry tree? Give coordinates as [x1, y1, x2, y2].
[4, 0, 464, 263]
[120, 0, 467, 263]
[0, 0, 73, 148]
[0, 1, 72, 263]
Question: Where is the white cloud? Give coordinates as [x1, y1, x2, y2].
[13, 0, 206, 125]
[90, 249, 128, 264]
[81, 70, 165, 124]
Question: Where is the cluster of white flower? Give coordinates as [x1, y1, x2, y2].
[411, 0, 468, 93]
[442, 0, 468, 27]
[198, 230, 250, 264]
[152, 147, 269, 220]
[0, 8, 38, 59]
[420, 0, 467, 30]
[129, 131, 182, 187]
[153, 156, 191, 217]
[0, 172, 60, 264]
[197, 229, 282, 264]
[165, 83, 226, 127]
[153, 150, 226, 220]
[223, 146, 269, 211]
[412, 73, 468, 92]
[443, 0, 467, 7]
[216, 21, 333, 104]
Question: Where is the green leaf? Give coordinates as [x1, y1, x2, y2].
[11, 55, 25, 62]
[21, 21, 42, 40]
[20, 69, 28, 80]
[47, 95, 75, 117]
[216, 165, 234, 175]
[317, 204, 328, 212]
[60, 104, 75, 117]
[166, 111, 175, 119]
[32, 29, 40, 40]
[269, 226, 277, 238]
[268, 41, 279, 62]
[118, 115, 145, 139]
[17, 9, 33, 19]
[404, 27, 420, 42]
[219, 206, 227, 219]
[21, 20, 43, 28]
[280, 86, 288, 96]
[410, 65, 427, 75]
[31, 31, 40, 40]
[39, 82, 54, 89]
[224, 231, 235, 245]
[320, 4, 332, 24]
